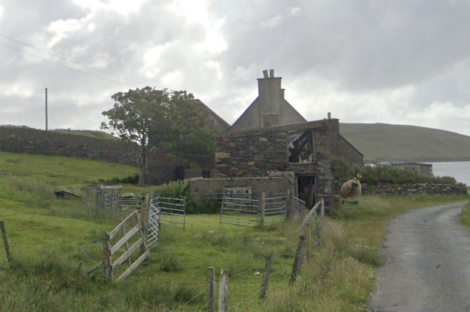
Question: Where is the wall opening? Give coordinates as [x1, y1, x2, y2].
[297, 175, 316, 208]
[288, 130, 314, 163]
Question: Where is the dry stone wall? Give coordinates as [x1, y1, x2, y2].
[0, 127, 136, 166]
[189, 176, 294, 203]
[333, 181, 467, 196]
[363, 183, 468, 196]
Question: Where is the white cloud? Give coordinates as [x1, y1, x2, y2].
[162, 70, 184, 88]
[204, 60, 222, 80]
[47, 18, 84, 47]
[168, 0, 208, 23]
[261, 15, 282, 28]
[72, 0, 148, 15]
[289, 7, 301, 16]
[196, 17, 227, 54]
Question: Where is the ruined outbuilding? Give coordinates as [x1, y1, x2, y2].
[213, 70, 364, 208]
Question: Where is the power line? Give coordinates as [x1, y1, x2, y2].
[0, 33, 150, 86]
[0, 42, 138, 88]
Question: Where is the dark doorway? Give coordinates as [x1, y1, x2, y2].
[297, 175, 316, 209]
[175, 166, 185, 181]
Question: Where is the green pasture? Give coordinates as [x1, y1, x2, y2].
[0, 151, 467, 311]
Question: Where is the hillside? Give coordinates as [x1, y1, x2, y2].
[340, 123, 470, 162]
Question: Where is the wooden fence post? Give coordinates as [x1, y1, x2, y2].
[218, 269, 229, 312]
[289, 234, 305, 284]
[140, 194, 150, 254]
[259, 251, 274, 301]
[306, 222, 312, 262]
[207, 267, 216, 312]
[259, 192, 266, 228]
[102, 231, 113, 282]
[286, 190, 293, 219]
[0, 221, 12, 267]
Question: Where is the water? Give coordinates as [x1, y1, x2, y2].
[428, 162, 470, 185]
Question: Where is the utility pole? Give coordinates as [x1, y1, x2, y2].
[45, 88, 48, 131]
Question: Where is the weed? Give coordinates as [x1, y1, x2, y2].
[159, 255, 184, 272]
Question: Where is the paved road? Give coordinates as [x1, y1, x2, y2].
[369, 202, 470, 312]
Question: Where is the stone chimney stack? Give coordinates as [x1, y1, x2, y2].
[258, 69, 282, 128]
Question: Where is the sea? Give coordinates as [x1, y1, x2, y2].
[428, 162, 470, 185]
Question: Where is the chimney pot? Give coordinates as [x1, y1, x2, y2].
[269, 69, 275, 78]
[262, 70, 269, 78]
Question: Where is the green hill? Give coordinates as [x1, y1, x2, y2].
[340, 123, 470, 162]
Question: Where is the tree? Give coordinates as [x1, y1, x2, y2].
[162, 92, 219, 167]
[101, 87, 218, 186]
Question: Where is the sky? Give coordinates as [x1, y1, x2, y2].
[2, 0, 470, 136]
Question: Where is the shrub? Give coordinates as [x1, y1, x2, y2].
[153, 180, 188, 198]
[331, 156, 354, 183]
[359, 166, 457, 186]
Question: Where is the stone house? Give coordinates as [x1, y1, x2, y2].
[214, 70, 363, 207]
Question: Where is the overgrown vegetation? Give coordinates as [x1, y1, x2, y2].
[0, 151, 466, 311]
[460, 202, 470, 227]
[360, 166, 456, 185]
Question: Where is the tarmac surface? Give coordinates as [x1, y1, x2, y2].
[369, 202, 470, 312]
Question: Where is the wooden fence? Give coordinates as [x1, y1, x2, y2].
[101, 210, 149, 281]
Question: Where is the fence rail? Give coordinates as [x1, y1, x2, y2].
[220, 196, 260, 227]
[119, 193, 147, 210]
[147, 198, 160, 249]
[155, 196, 186, 229]
[101, 210, 149, 282]
[220, 192, 288, 228]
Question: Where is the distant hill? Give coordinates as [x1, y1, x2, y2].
[340, 123, 470, 162]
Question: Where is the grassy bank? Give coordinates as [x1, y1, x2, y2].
[460, 202, 470, 227]
[0, 152, 467, 311]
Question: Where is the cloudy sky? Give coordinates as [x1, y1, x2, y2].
[2, 0, 470, 136]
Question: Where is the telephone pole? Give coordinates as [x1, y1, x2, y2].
[45, 88, 48, 131]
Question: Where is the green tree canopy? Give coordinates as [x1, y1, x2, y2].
[101, 87, 218, 186]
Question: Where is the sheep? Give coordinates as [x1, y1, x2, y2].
[340, 178, 362, 198]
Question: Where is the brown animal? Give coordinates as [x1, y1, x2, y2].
[340, 178, 362, 198]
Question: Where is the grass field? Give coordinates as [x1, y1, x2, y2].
[0, 152, 467, 311]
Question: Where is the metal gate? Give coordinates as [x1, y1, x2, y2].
[264, 194, 288, 225]
[220, 196, 260, 227]
[154, 196, 186, 229]
[147, 198, 161, 249]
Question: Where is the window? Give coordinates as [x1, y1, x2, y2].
[202, 170, 211, 178]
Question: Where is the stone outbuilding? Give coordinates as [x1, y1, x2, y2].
[213, 70, 364, 207]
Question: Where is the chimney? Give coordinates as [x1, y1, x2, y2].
[257, 70, 283, 128]
[328, 112, 331, 119]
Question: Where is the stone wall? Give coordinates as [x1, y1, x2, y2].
[364, 183, 468, 196]
[334, 181, 467, 196]
[216, 129, 288, 177]
[189, 175, 294, 203]
[215, 121, 333, 203]
[0, 127, 137, 166]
